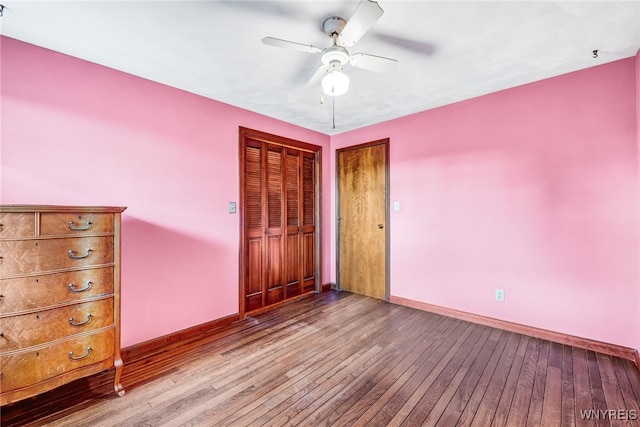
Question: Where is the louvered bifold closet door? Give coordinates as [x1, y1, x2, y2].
[284, 148, 302, 299]
[265, 144, 285, 306]
[301, 152, 316, 293]
[244, 139, 265, 312]
[242, 130, 318, 313]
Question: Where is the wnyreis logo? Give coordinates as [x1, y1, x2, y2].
[579, 409, 637, 421]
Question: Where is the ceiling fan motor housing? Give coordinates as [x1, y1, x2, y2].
[322, 16, 347, 37]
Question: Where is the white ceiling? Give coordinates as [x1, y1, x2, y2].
[1, 1, 639, 135]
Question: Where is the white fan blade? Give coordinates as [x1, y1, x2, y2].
[262, 37, 323, 54]
[350, 53, 397, 74]
[339, 0, 384, 47]
[307, 64, 331, 86]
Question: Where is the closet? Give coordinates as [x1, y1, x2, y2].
[239, 128, 320, 314]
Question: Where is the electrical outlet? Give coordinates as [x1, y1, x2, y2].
[495, 289, 505, 302]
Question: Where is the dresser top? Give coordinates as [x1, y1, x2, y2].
[0, 205, 127, 213]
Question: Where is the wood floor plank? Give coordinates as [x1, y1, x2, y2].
[403, 325, 492, 425]
[596, 353, 633, 427]
[230, 305, 406, 426]
[261, 344, 385, 425]
[366, 321, 474, 426]
[383, 322, 482, 425]
[422, 327, 500, 426]
[611, 357, 640, 417]
[467, 331, 522, 427]
[267, 305, 424, 426]
[540, 341, 563, 427]
[304, 310, 438, 426]
[572, 347, 597, 427]
[122, 295, 380, 427]
[204, 310, 390, 424]
[125, 325, 322, 425]
[586, 349, 608, 427]
[293, 338, 416, 425]
[322, 312, 448, 426]
[561, 344, 576, 427]
[504, 337, 542, 426]
[489, 334, 531, 427]
[453, 330, 513, 426]
[2, 291, 639, 427]
[221, 304, 422, 425]
[227, 341, 373, 426]
[216, 314, 388, 426]
[337, 314, 462, 427]
[527, 339, 550, 427]
[621, 359, 640, 405]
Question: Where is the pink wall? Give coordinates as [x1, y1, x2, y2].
[637, 49, 640, 351]
[0, 37, 331, 347]
[2, 35, 639, 352]
[332, 56, 640, 350]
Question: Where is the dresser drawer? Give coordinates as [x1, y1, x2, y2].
[0, 329, 115, 392]
[40, 213, 114, 236]
[0, 236, 114, 277]
[0, 298, 114, 352]
[0, 213, 36, 239]
[0, 267, 114, 314]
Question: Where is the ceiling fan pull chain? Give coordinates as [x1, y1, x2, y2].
[333, 94, 336, 129]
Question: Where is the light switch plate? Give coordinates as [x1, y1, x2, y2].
[394, 201, 400, 211]
[229, 202, 237, 214]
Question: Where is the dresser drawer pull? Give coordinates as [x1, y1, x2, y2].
[69, 346, 92, 361]
[69, 314, 92, 327]
[68, 281, 92, 293]
[68, 220, 93, 231]
[68, 249, 93, 259]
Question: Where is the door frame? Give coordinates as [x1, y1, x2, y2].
[335, 138, 390, 301]
[238, 127, 322, 318]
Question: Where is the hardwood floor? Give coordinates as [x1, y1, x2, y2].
[3, 291, 640, 426]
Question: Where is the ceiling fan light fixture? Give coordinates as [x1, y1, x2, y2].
[261, 0, 395, 101]
[322, 64, 349, 97]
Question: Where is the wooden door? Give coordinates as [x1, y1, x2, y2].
[337, 140, 388, 300]
[284, 149, 317, 299]
[240, 128, 319, 315]
[265, 143, 285, 306]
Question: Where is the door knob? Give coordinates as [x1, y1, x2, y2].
[377, 224, 384, 229]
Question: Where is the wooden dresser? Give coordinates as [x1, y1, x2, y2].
[0, 205, 126, 405]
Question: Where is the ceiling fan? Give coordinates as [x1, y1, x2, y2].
[261, 0, 397, 97]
